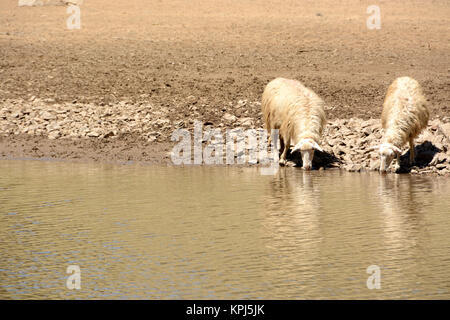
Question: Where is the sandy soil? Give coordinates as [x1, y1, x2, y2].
[0, 0, 449, 167]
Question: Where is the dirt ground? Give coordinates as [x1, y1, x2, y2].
[0, 0, 449, 165]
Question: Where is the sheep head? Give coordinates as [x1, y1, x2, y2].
[291, 139, 323, 170]
[369, 143, 402, 172]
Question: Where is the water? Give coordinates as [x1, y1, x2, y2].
[1, 160, 450, 299]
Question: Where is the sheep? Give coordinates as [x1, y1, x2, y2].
[371, 76, 430, 172]
[261, 77, 327, 170]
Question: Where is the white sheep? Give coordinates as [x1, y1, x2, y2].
[371, 76, 430, 172]
[262, 77, 327, 170]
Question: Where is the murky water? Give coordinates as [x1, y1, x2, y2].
[1, 160, 450, 299]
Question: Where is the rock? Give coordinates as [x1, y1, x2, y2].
[340, 127, 352, 136]
[346, 164, 362, 172]
[238, 117, 254, 127]
[439, 123, 450, 142]
[18, 0, 76, 6]
[10, 111, 22, 119]
[362, 126, 373, 136]
[186, 95, 197, 104]
[174, 120, 185, 128]
[48, 131, 60, 140]
[327, 138, 337, 147]
[222, 113, 237, 123]
[67, 1, 84, 5]
[373, 131, 382, 139]
[343, 154, 353, 163]
[430, 153, 447, 166]
[41, 111, 56, 121]
[47, 122, 61, 131]
[338, 145, 351, 156]
[369, 159, 380, 171]
[19, 0, 45, 5]
[154, 119, 170, 127]
[103, 131, 116, 139]
[284, 160, 296, 167]
[87, 130, 101, 137]
[237, 100, 247, 107]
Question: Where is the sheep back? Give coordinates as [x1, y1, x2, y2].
[262, 78, 326, 145]
[381, 77, 429, 145]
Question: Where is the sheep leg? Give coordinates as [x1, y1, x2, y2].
[279, 138, 288, 166]
[279, 137, 284, 155]
[409, 138, 415, 165]
[265, 120, 271, 145]
[395, 153, 401, 172]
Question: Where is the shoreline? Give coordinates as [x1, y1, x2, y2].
[1, 151, 449, 178]
[1, 99, 449, 176]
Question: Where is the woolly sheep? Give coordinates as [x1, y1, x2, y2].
[261, 77, 327, 170]
[371, 76, 430, 172]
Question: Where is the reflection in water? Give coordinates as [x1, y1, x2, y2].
[262, 170, 321, 298]
[377, 175, 450, 298]
[0, 160, 450, 299]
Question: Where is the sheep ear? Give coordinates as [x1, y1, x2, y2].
[291, 144, 301, 154]
[312, 142, 323, 152]
[392, 146, 402, 154]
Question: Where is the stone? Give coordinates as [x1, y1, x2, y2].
[19, 0, 45, 5]
[41, 111, 56, 120]
[327, 138, 337, 147]
[238, 117, 254, 127]
[48, 131, 60, 140]
[65, 0, 85, 5]
[369, 159, 380, 171]
[10, 111, 22, 119]
[155, 119, 170, 127]
[238, 100, 247, 107]
[439, 123, 450, 141]
[373, 131, 382, 139]
[430, 153, 447, 166]
[18, 0, 79, 6]
[87, 130, 101, 137]
[222, 113, 237, 123]
[346, 164, 362, 172]
[47, 123, 61, 131]
[103, 131, 116, 139]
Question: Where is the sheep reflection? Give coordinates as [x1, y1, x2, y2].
[261, 169, 321, 297]
[376, 173, 434, 290]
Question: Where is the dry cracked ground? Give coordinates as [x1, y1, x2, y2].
[0, 0, 449, 174]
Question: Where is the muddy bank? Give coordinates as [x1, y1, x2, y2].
[0, 98, 449, 175]
[1, 0, 449, 121]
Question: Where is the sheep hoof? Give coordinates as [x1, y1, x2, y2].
[279, 158, 287, 166]
[285, 161, 296, 167]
